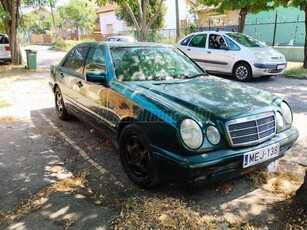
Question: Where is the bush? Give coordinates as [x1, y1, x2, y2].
[51, 37, 95, 52]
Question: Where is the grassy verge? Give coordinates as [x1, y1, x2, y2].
[283, 62, 307, 79]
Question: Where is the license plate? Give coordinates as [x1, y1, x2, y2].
[243, 143, 280, 168]
[277, 64, 286, 70]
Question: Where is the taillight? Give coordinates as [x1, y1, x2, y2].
[4, 46, 10, 51]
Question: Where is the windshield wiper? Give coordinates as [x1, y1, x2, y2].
[184, 72, 209, 79]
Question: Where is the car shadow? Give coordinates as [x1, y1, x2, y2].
[27, 108, 268, 219]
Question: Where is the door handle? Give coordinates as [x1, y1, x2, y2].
[77, 81, 83, 88]
[207, 51, 211, 54]
[187, 48, 191, 51]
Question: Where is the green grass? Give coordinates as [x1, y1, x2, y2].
[283, 63, 307, 79]
[283, 67, 307, 79]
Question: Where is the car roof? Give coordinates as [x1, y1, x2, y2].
[191, 31, 237, 36]
[74, 41, 173, 49]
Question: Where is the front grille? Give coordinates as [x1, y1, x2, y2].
[226, 113, 276, 147]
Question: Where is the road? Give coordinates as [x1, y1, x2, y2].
[0, 46, 306, 229]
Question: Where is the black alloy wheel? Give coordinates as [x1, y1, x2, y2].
[119, 124, 159, 188]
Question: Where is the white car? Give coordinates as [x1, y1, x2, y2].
[176, 31, 287, 81]
[105, 36, 137, 42]
[0, 33, 11, 62]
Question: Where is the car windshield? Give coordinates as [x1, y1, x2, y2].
[110, 46, 204, 81]
[226, 33, 264, 47]
[0, 34, 9, 44]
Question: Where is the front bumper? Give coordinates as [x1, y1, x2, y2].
[252, 62, 287, 76]
[152, 127, 299, 183]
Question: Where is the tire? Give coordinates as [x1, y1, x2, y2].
[55, 86, 72, 120]
[233, 63, 252, 81]
[119, 124, 159, 188]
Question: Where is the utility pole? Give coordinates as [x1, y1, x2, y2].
[175, 0, 180, 41]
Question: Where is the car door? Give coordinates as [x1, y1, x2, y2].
[55, 46, 88, 113]
[178, 33, 208, 70]
[205, 33, 239, 73]
[73, 45, 117, 136]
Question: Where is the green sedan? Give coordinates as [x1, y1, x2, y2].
[49, 42, 299, 188]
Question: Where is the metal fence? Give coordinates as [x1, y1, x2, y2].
[120, 20, 305, 47]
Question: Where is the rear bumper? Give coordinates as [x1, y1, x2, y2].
[152, 127, 299, 183]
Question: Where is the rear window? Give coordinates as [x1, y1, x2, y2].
[0, 34, 9, 44]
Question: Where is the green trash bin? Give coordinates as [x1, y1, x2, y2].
[25, 49, 38, 69]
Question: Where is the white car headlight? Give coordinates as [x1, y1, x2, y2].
[180, 119, 203, 149]
[206, 126, 221, 145]
[276, 112, 284, 128]
[281, 101, 293, 124]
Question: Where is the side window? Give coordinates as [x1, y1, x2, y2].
[62, 51, 74, 69]
[84, 47, 107, 81]
[189, 34, 207, 48]
[69, 46, 89, 74]
[224, 36, 240, 51]
[209, 34, 224, 49]
[180, 35, 194, 46]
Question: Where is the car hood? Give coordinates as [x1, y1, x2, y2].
[248, 47, 285, 60]
[114, 76, 279, 122]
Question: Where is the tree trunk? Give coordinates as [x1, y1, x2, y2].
[303, 5, 307, 68]
[0, 0, 22, 65]
[239, 7, 248, 33]
[175, 0, 180, 41]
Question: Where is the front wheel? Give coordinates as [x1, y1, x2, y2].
[55, 87, 72, 120]
[119, 124, 159, 188]
[233, 63, 252, 81]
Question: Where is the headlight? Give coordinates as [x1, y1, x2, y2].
[180, 119, 203, 149]
[281, 101, 293, 124]
[276, 112, 284, 128]
[206, 126, 221, 145]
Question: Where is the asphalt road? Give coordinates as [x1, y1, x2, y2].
[0, 46, 306, 229]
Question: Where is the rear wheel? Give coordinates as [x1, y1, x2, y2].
[119, 124, 159, 188]
[55, 86, 72, 120]
[233, 63, 252, 81]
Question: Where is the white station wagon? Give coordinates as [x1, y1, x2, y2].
[176, 31, 287, 81]
[0, 33, 11, 63]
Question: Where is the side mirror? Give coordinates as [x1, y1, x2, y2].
[220, 45, 229, 50]
[86, 71, 106, 82]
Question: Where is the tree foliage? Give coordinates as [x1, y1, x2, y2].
[20, 10, 52, 34]
[96, 0, 165, 41]
[115, 0, 166, 30]
[191, 0, 273, 32]
[58, 0, 96, 37]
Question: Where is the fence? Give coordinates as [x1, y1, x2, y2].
[120, 19, 305, 47]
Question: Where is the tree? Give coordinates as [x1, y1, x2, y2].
[23, 0, 58, 32]
[0, 0, 22, 64]
[59, 0, 96, 40]
[274, 0, 307, 68]
[192, 0, 273, 32]
[96, 0, 165, 41]
[20, 9, 52, 34]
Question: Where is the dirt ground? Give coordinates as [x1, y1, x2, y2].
[0, 59, 306, 229]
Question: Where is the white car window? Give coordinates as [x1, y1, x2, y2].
[188, 34, 207, 48]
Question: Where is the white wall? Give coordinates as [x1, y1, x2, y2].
[164, 0, 193, 29]
[100, 11, 126, 34]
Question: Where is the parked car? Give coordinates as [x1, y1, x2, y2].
[105, 36, 137, 42]
[0, 33, 11, 62]
[176, 31, 287, 81]
[49, 42, 298, 188]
